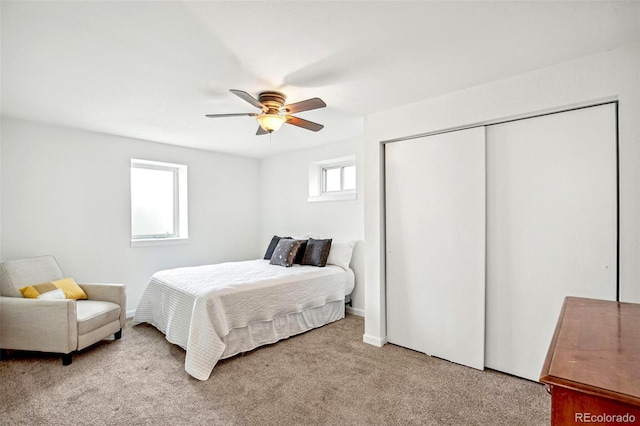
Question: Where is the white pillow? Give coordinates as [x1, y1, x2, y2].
[327, 240, 355, 269]
[292, 234, 319, 240]
[37, 288, 66, 300]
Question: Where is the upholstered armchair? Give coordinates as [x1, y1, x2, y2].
[0, 255, 126, 365]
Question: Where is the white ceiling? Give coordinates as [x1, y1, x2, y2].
[2, 1, 638, 158]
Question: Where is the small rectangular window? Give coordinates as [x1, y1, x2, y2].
[131, 159, 188, 246]
[309, 155, 357, 202]
[322, 165, 356, 193]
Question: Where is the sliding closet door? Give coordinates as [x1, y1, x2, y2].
[386, 127, 486, 370]
[485, 104, 617, 381]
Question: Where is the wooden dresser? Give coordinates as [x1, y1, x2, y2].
[540, 297, 640, 425]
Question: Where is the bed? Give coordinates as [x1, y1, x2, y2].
[133, 242, 355, 380]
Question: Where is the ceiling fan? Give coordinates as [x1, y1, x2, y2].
[206, 89, 326, 135]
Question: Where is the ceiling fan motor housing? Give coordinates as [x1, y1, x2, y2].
[258, 91, 286, 114]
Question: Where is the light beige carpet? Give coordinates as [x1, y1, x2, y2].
[0, 315, 550, 425]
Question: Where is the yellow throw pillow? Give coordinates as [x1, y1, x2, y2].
[52, 278, 88, 300]
[20, 278, 88, 300]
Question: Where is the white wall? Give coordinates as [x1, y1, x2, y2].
[363, 43, 640, 346]
[0, 120, 2, 258]
[1, 118, 260, 315]
[0, 5, 3, 257]
[258, 137, 365, 315]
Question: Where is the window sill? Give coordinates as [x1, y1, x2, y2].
[130, 237, 189, 248]
[308, 192, 357, 203]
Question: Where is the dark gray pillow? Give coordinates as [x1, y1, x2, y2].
[264, 235, 291, 260]
[301, 238, 332, 267]
[269, 239, 303, 267]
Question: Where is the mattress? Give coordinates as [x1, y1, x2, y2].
[133, 259, 354, 380]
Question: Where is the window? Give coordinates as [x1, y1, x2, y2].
[322, 164, 356, 193]
[308, 155, 357, 202]
[131, 159, 188, 247]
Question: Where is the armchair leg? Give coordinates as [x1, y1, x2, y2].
[114, 329, 122, 340]
[0, 349, 8, 361]
[62, 353, 72, 366]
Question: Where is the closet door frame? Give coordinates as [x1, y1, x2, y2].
[382, 100, 620, 370]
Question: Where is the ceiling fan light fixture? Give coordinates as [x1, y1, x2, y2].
[256, 114, 286, 133]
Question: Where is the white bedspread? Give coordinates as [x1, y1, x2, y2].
[134, 259, 354, 380]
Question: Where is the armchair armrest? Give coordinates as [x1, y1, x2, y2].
[0, 296, 77, 353]
[79, 283, 126, 328]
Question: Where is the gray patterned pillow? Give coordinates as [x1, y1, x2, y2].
[264, 235, 292, 260]
[269, 239, 303, 267]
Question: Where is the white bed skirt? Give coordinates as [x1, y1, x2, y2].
[220, 300, 345, 360]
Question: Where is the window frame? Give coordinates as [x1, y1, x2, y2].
[308, 155, 357, 203]
[322, 164, 356, 193]
[130, 159, 189, 247]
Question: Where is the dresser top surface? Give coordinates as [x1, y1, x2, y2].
[540, 297, 640, 404]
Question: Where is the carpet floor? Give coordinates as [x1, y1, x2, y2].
[0, 314, 550, 425]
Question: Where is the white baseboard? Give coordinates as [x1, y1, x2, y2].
[345, 306, 364, 317]
[363, 333, 386, 347]
[126, 309, 136, 319]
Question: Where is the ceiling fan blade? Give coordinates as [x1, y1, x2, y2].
[230, 89, 265, 110]
[285, 115, 324, 132]
[205, 113, 258, 118]
[256, 125, 269, 136]
[282, 97, 326, 114]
